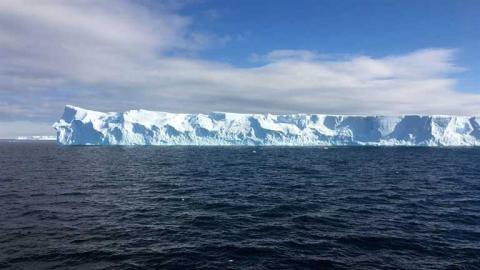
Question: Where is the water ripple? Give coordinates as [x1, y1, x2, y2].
[0, 142, 479, 269]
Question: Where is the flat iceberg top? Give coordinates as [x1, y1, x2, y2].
[53, 105, 480, 146]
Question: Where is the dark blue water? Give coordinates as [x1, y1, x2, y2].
[1, 142, 479, 269]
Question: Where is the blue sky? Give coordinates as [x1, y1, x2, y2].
[0, 0, 479, 137]
[185, 0, 479, 90]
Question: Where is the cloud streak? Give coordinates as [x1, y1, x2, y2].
[0, 0, 479, 137]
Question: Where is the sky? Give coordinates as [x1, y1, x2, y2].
[0, 0, 479, 138]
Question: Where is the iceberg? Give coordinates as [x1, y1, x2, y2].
[53, 105, 480, 146]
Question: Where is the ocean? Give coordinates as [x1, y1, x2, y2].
[1, 141, 479, 269]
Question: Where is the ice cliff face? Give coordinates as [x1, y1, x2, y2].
[53, 105, 480, 146]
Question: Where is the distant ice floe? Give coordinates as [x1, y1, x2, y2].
[16, 135, 56, 141]
[53, 105, 480, 146]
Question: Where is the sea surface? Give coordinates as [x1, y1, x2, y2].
[1, 141, 479, 270]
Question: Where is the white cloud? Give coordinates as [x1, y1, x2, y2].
[251, 50, 320, 62]
[0, 0, 479, 137]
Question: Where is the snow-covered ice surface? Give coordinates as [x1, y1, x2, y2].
[53, 105, 480, 146]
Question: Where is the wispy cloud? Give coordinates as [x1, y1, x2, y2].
[0, 0, 479, 137]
